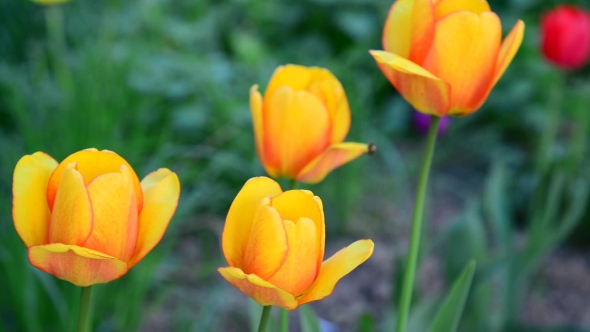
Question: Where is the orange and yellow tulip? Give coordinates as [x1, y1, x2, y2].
[370, 0, 525, 117]
[218, 177, 374, 310]
[12, 148, 180, 287]
[250, 65, 371, 184]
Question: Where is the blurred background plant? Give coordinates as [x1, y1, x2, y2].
[1, 0, 590, 331]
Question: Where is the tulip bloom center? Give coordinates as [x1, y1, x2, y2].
[45, 149, 144, 213]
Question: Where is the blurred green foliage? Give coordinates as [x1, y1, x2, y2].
[1, 0, 590, 331]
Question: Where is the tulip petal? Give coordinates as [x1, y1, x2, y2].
[493, 20, 525, 86]
[264, 65, 335, 99]
[242, 206, 288, 279]
[222, 177, 283, 269]
[382, 0, 412, 57]
[28, 244, 128, 287]
[48, 167, 93, 246]
[268, 218, 319, 296]
[250, 85, 277, 177]
[307, 75, 351, 144]
[422, 11, 501, 115]
[313, 196, 326, 275]
[13, 152, 58, 247]
[434, 0, 490, 20]
[296, 142, 369, 184]
[298, 240, 374, 305]
[264, 88, 331, 177]
[370, 50, 450, 116]
[382, 0, 435, 64]
[47, 149, 143, 213]
[264, 65, 313, 99]
[83, 166, 138, 262]
[128, 168, 180, 267]
[218, 267, 299, 310]
[408, 0, 436, 64]
[271, 190, 324, 273]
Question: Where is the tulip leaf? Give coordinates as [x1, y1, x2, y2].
[299, 305, 322, 332]
[248, 299, 264, 332]
[427, 260, 476, 332]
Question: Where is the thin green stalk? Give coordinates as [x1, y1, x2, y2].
[44, 5, 73, 96]
[396, 116, 441, 332]
[280, 308, 288, 332]
[568, 84, 590, 171]
[257, 306, 272, 332]
[289, 178, 298, 190]
[536, 72, 565, 174]
[77, 286, 92, 332]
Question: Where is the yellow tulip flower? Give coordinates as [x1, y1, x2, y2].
[250, 65, 371, 184]
[218, 177, 374, 310]
[370, 0, 525, 116]
[12, 148, 180, 286]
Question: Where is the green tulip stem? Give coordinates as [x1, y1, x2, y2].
[537, 71, 565, 174]
[569, 83, 590, 171]
[258, 306, 272, 332]
[77, 286, 92, 332]
[44, 5, 73, 96]
[289, 178, 299, 190]
[279, 308, 289, 332]
[396, 115, 441, 332]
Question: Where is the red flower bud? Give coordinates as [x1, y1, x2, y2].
[541, 5, 590, 70]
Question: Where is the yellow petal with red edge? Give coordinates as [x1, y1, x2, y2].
[370, 50, 450, 116]
[13, 152, 58, 247]
[268, 218, 319, 296]
[313, 196, 326, 273]
[128, 168, 180, 267]
[242, 206, 288, 279]
[218, 267, 299, 310]
[222, 177, 283, 269]
[270, 190, 324, 273]
[382, 0, 413, 57]
[422, 11, 501, 116]
[434, 0, 490, 20]
[493, 20, 525, 86]
[469, 20, 525, 113]
[83, 165, 138, 261]
[28, 244, 128, 287]
[307, 67, 337, 85]
[382, 0, 435, 64]
[264, 65, 334, 99]
[298, 240, 374, 305]
[48, 166, 93, 246]
[250, 85, 277, 177]
[307, 77, 351, 144]
[46, 149, 143, 212]
[296, 142, 369, 184]
[264, 88, 330, 178]
[264, 65, 312, 99]
[408, 0, 436, 64]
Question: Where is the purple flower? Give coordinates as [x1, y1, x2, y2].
[413, 112, 450, 135]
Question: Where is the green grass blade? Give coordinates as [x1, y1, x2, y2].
[427, 260, 476, 332]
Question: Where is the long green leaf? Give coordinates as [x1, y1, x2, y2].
[248, 299, 264, 332]
[299, 305, 322, 332]
[428, 260, 476, 332]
